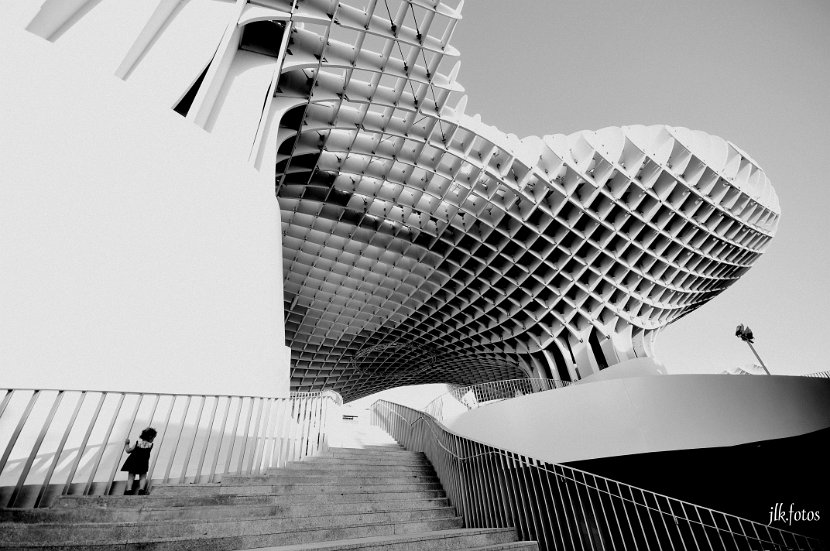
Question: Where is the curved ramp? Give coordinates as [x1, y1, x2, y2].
[444, 374, 830, 464]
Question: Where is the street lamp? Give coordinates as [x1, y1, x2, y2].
[735, 324, 771, 375]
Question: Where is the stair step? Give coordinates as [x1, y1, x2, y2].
[151, 481, 443, 496]
[0, 516, 465, 549]
[221, 473, 437, 485]
[281, 464, 435, 474]
[323, 448, 422, 457]
[0, 509, 459, 545]
[53, 489, 446, 509]
[237, 527, 520, 551]
[311, 452, 421, 459]
[468, 543, 539, 550]
[302, 458, 431, 467]
[330, 442, 403, 448]
[0, 498, 453, 524]
[318, 454, 425, 462]
[335, 442, 402, 446]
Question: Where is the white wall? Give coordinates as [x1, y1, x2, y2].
[446, 374, 830, 464]
[0, 23, 290, 397]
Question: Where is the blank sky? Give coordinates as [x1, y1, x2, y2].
[449, 0, 830, 375]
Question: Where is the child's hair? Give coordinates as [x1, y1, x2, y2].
[139, 427, 158, 442]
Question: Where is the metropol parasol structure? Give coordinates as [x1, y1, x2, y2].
[268, 0, 779, 399]
[13, 0, 779, 401]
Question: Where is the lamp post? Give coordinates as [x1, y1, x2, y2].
[735, 324, 771, 375]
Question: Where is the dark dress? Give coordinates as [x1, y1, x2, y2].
[120, 440, 153, 474]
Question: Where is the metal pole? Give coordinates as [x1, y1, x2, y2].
[222, 397, 244, 477]
[36, 392, 86, 507]
[0, 391, 40, 480]
[83, 393, 125, 496]
[194, 395, 220, 483]
[147, 395, 177, 491]
[9, 392, 63, 507]
[104, 393, 144, 495]
[63, 393, 106, 496]
[179, 395, 207, 484]
[0, 389, 14, 419]
[208, 396, 233, 483]
[164, 395, 191, 483]
[745, 341, 771, 375]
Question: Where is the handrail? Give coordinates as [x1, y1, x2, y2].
[0, 387, 342, 508]
[424, 378, 569, 423]
[290, 389, 344, 405]
[371, 399, 824, 551]
[724, 370, 830, 378]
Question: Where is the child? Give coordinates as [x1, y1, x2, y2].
[121, 427, 157, 495]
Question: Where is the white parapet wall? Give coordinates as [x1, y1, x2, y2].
[445, 373, 830, 464]
[0, 20, 290, 397]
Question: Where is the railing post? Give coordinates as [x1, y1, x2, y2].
[517, 453, 543, 547]
[600, 478, 627, 551]
[247, 397, 269, 474]
[276, 398, 294, 468]
[297, 396, 313, 461]
[62, 392, 106, 496]
[262, 398, 280, 471]
[484, 444, 503, 527]
[0, 389, 14, 419]
[164, 395, 192, 484]
[455, 435, 470, 527]
[35, 391, 86, 507]
[495, 449, 516, 533]
[480, 443, 496, 528]
[83, 392, 125, 496]
[193, 395, 220, 483]
[539, 462, 566, 551]
[557, 464, 588, 550]
[207, 396, 233, 483]
[221, 397, 244, 478]
[104, 393, 144, 495]
[627, 485, 653, 551]
[550, 465, 577, 550]
[318, 395, 330, 454]
[147, 394, 177, 492]
[285, 398, 300, 464]
[178, 395, 206, 484]
[9, 391, 63, 507]
[652, 493, 678, 551]
[527, 458, 553, 551]
[236, 397, 257, 475]
[510, 452, 532, 542]
[251, 397, 273, 474]
[0, 390, 40, 495]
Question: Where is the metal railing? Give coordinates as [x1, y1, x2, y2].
[0, 388, 342, 508]
[371, 400, 823, 551]
[290, 390, 344, 403]
[424, 378, 569, 423]
[724, 369, 830, 378]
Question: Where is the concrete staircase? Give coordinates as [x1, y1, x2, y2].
[0, 423, 536, 550]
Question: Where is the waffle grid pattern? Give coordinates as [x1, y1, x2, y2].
[17, 0, 781, 401]
[273, 0, 779, 399]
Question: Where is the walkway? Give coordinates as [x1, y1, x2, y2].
[0, 421, 534, 550]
